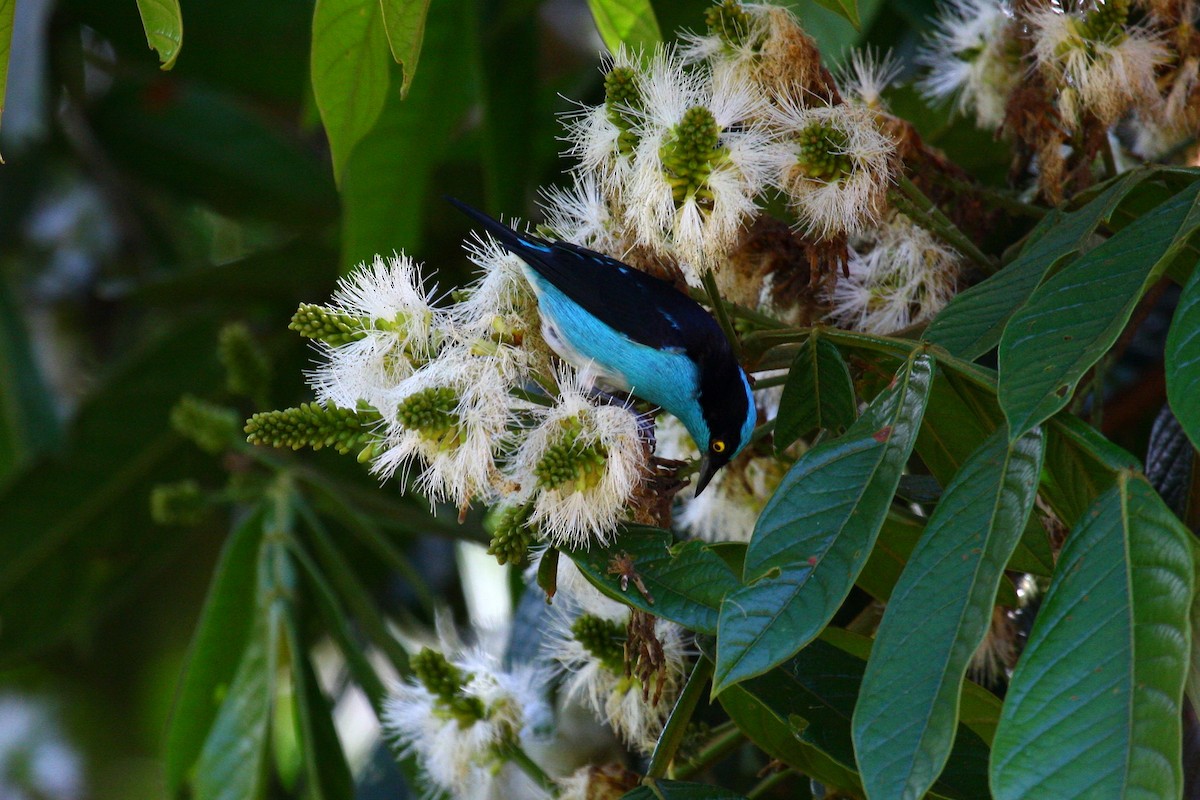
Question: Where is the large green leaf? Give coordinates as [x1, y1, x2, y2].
[193, 508, 294, 800]
[136, 0, 183, 68]
[567, 527, 740, 635]
[340, 0, 475, 266]
[1166, 259, 1200, 450]
[812, 0, 860, 27]
[714, 353, 934, 692]
[311, 0, 390, 184]
[165, 509, 266, 796]
[927, 170, 1150, 360]
[585, 0, 661, 54]
[623, 781, 747, 799]
[379, 0, 432, 96]
[774, 331, 857, 455]
[853, 426, 1044, 800]
[990, 474, 1195, 799]
[999, 181, 1200, 438]
[0, 275, 60, 487]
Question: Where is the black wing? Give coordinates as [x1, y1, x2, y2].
[448, 197, 726, 356]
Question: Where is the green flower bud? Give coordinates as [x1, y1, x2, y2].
[395, 387, 463, 448]
[412, 648, 486, 726]
[793, 121, 854, 182]
[244, 402, 377, 455]
[289, 303, 367, 345]
[171, 395, 241, 454]
[150, 480, 208, 525]
[571, 614, 626, 673]
[659, 106, 728, 208]
[534, 416, 609, 492]
[218, 322, 271, 403]
[487, 503, 536, 565]
[605, 66, 643, 156]
[705, 0, 753, 49]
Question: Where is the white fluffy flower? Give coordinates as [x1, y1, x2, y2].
[918, 0, 1018, 130]
[680, 0, 772, 78]
[452, 232, 554, 381]
[625, 53, 775, 279]
[507, 370, 649, 548]
[384, 646, 552, 797]
[564, 47, 646, 197]
[308, 253, 441, 411]
[678, 452, 787, 542]
[539, 173, 626, 255]
[1029, 3, 1169, 125]
[827, 212, 961, 335]
[771, 98, 896, 239]
[371, 347, 525, 507]
[839, 48, 903, 112]
[543, 602, 689, 754]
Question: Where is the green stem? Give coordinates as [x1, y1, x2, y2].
[670, 723, 746, 780]
[646, 657, 715, 779]
[892, 174, 997, 274]
[747, 768, 795, 798]
[751, 373, 788, 390]
[702, 269, 742, 359]
[508, 744, 555, 793]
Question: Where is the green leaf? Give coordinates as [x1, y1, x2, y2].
[622, 781, 747, 799]
[0, 0, 15, 137]
[135, 0, 183, 69]
[774, 332, 857, 455]
[927, 170, 1150, 360]
[585, 0, 661, 54]
[567, 527, 740, 635]
[990, 474, 1195, 799]
[855, 510, 925, 604]
[1166, 258, 1200, 450]
[853, 426, 1044, 800]
[379, 0, 432, 96]
[165, 509, 266, 795]
[714, 353, 934, 692]
[340, 0, 476, 266]
[311, 0, 390, 184]
[719, 682, 864, 795]
[286, 616, 353, 800]
[999, 181, 1200, 438]
[0, 276, 61, 487]
[811, 0, 860, 27]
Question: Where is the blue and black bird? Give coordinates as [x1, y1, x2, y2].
[450, 199, 756, 495]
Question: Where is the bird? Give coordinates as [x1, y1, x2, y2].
[449, 198, 756, 495]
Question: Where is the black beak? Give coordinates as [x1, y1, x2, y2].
[694, 455, 720, 496]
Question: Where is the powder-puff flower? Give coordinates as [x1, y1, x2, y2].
[306, 253, 442, 411]
[626, 53, 775, 280]
[684, 1, 833, 106]
[543, 601, 689, 754]
[0, 695, 83, 800]
[918, 0, 1018, 130]
[771, 98, 897, 239]
[453, 232, 555, 380]
[839, 48, 903, 113]
[1029, 1, 1169, 125]
[371, 347, 525, 508]
[538, 173, 627, 255]
[564, 47, 647, 197]
[384, 646, 552, 797]
[507, 369, 649, 548]
[826, 212, 961, 335]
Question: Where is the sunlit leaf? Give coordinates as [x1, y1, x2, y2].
[379, 0, 431, 96]
[311, 0, 390, 184]
[135, 0, 183, 69]
[714, 353, 933, 692]
[0, 0, 16, 138]
[853, 426, 1044, 800]
[586, 0, 661, 54]
[991, 474, 1195, 799]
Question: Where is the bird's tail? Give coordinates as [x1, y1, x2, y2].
[445, 197, 554, 259]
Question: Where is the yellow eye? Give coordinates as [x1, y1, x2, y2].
[712, 440, 726, 453]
